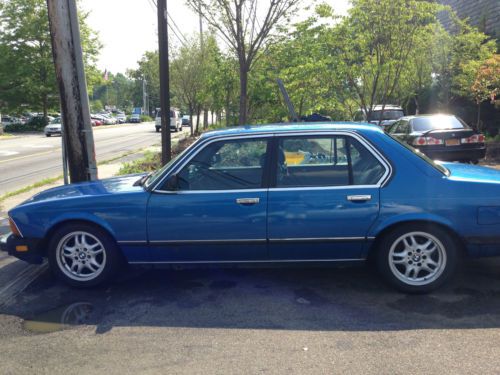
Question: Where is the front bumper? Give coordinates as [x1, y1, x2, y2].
[0, 233, 44, 264]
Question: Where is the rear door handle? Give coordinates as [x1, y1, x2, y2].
[347, 195, 372, 202]
[236, 198, 260, 205]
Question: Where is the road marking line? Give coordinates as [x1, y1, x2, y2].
[0, 151, 20, 157]
[22, 144, 54, 149]
[0, 149, 57, 164]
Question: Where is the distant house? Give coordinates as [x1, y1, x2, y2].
[436, 0, 500, 38]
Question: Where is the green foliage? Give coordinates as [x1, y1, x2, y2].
[0, 0, 101, 116]
[4, 117, 48, 133]
[118, 137, 198, 175]
[140, 115, 153, 122]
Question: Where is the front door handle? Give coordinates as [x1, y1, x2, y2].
[236, 197, 260, 205]
[347, 195, 372, 202]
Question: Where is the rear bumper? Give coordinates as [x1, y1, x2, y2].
[0, 233, 44, 264]
[418, 145, 486, 161]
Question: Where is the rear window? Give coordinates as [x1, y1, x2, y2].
[411, 116, 469, 132]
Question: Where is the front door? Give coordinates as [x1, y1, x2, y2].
[267, 133, 390, 260]
[147, 136, 270, 262]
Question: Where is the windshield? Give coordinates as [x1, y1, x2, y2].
[387, 133, 449, 176]
[411, 115, 469, 132]
[370, 110, 404, 121]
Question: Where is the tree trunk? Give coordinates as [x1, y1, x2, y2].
[211, 111, 214, 126]
[238, 66, 248, 125]
[42, 94, 48, 119]
[195, 106, 201, 134]
[188, 104, 194, 136]
[476, 101, 481, 131]
[203, 109, 208, 130]
[414, 95, 420, 115]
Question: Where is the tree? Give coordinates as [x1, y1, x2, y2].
[465, 54, 500, 129]
[127, 51, 161, 114]
[0, 0, 101, 116]
[170, 37, 206, 135]
[187, 0, 302, 125]
[432, 17, 496, 112]
[331, 0, 440, 123]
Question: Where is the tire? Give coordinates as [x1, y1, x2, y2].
[46, 134, 51, 137]
[376, 223, 459, 293]
[48, 222, 124, 288]
[156, 127, 160, 132]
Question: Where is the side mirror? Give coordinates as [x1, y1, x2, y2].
[163, 174, 179, 191]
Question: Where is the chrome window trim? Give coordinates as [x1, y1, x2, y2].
[128, 258, 366, 265]
[153, 130, 392, 193]
[154, 188, 267, 195]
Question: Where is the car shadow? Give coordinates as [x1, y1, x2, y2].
[2, 258, 500, 335]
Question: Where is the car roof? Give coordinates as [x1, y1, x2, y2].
[201, 122, 384, 139]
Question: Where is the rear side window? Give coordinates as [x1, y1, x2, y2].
[275, 135, 385, 187]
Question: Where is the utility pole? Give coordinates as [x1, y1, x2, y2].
[158, 0, 171, 165]
[198, 1, 209, 128]
[46, 0, 97, 182]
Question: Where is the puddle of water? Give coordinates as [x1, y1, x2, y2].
[23, 302, 94, 334]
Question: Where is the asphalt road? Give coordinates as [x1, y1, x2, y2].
[0, 259, 500, 374]
[0, 122, 188, 196]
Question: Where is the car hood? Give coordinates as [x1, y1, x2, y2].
[20, 174, 147, 205]
[441, 162, 500, 184]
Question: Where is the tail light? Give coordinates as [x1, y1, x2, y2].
[412, 136, 444, 146]
[461, 134, 485, 144]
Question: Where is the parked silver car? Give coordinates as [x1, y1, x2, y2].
[44, 118, 62, 137]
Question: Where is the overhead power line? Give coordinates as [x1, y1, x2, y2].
[148, 0, 188, 48]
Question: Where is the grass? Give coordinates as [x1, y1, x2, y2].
[0, 175, 63, 205]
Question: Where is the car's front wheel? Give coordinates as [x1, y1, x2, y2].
[48, 223, 123, 288]
[376, 224, 459, 293]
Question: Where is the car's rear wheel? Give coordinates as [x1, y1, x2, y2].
[376, 224, 458, 293]
[48, 223, 123, 288]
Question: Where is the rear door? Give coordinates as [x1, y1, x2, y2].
[267, 132, 390, 260]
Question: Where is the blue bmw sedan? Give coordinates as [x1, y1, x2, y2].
[2, 123, 500, 293]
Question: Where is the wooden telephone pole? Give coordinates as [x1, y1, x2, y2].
[46, 0, 97, 182]
[157, 0, 172, 165]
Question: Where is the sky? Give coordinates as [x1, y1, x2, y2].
[80, 0, 351, 74]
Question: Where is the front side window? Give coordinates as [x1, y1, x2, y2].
[175, 138, 268, 191]
[276, 135, 385, 187]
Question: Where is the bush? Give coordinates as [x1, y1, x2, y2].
[140, 115, 153, 122]
[118, 136, 198, 175]
[4, 117, 48, 133]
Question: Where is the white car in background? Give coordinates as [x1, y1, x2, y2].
[44, 117, 62, 137]
[155, 109, 181, 132]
